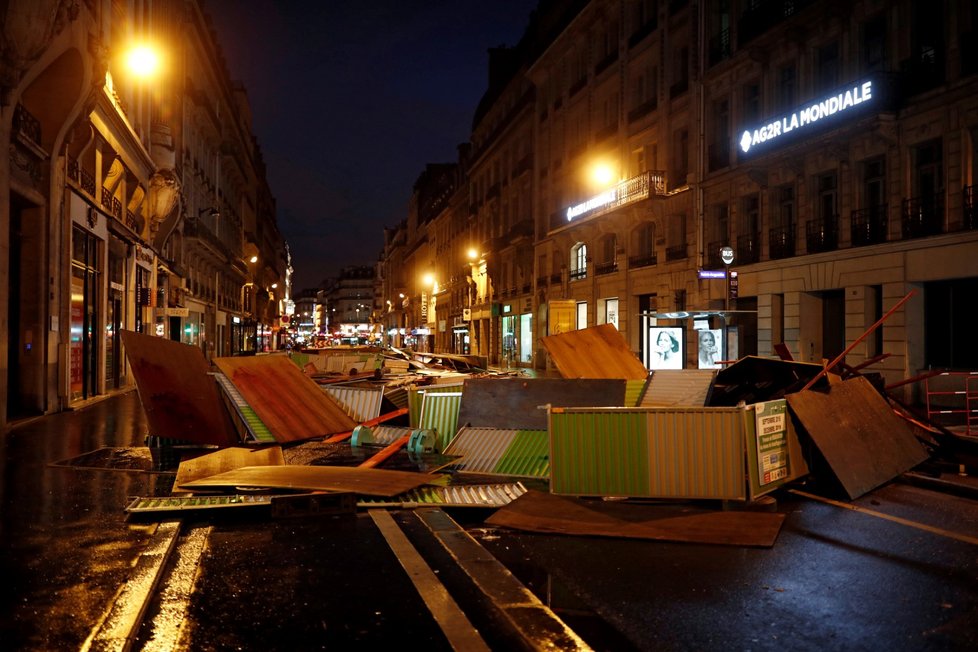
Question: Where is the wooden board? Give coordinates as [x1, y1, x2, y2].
[541, 324, 648, 380]
[179, 464, 436, 497]
[785, 376, 929, 499]
[213, 355, 357, 442]
[173, 446, 285, 494]
[485, 490, 786, 547]
[458, 378, 627, 430]
[120, 330, 238, 446]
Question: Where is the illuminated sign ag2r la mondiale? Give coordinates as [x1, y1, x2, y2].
[739, 79, 874, 155]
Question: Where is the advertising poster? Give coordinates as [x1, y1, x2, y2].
[649, 326, 683, 369]
[697, 328, 722, 368]
[753, 400, 790, 486]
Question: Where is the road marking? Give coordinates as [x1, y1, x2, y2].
[369, 509, 490, 652]
[415, 507, 593, 651]
[81, 520, 181, 652]
[789, 489, 978, 545]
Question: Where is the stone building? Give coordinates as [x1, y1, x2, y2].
[379, 0, 978, 399]
[0, 0, 287, 429]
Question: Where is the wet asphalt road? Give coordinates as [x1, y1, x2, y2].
[2, 389, 977, 651]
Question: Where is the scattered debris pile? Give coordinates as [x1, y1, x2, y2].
[117, 319, 974, 549]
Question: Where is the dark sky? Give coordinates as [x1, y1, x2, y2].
[203, 1, 538, 291]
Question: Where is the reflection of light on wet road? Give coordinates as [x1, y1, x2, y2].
[142, 526, 212, 651]
[82, 521, 180, 651]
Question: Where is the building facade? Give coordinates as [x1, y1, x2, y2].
[1, 0, 287, 429]
[378, 0, 978, 400]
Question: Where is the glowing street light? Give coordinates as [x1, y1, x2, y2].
[590, 161, 616, 187]
[125, 44, 162, 78]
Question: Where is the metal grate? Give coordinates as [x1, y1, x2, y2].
[213, 373, 276, 442]
[358, 482, 527, 508]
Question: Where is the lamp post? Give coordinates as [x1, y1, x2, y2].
[720, 246, 735, 363]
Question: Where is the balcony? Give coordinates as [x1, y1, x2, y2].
[737, 232, 761, 264]
[13, 103, 41, 146]
[961, 186, 978, 231]
[806, 214, 839, 253]
[902, 195, 945, 239]
[769, 225, 796, 260]
[569, 267, 587, 281]
[628, 254, 657, 269]
[851, 204, 888, 247]
[595, 261, 618, 276]
[665, 243, 688, 262]
[705, 241, 726, 269]
[550, 272, 562, 284]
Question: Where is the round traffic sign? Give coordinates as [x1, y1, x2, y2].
[720, 246, 735, 265]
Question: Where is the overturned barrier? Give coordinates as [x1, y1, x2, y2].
[548, 400, 809, 501]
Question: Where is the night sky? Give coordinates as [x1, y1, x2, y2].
[203, 1, 539, 291]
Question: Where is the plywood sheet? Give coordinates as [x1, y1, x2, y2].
[541, 324, 648, 380]
[121, 330, 238, 446]
[785, 376, 929, 499]
[485, 490, 785, 547]
[179, 464, 436, 497]
[213, 355, 357, 442]
[458, 378, 627, 429]
[173, 446, 285, 494]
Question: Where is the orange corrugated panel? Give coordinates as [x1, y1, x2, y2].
[213, 354, 357, 442]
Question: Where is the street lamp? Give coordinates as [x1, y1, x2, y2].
[124, 43, 163, 78]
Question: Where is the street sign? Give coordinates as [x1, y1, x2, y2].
[720, 246, 735, 265]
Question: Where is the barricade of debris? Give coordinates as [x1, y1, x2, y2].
[117, 306, 977, 548]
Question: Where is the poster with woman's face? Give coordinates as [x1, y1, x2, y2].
[649, 327, 683, 369]
[697, 328, 722, 369]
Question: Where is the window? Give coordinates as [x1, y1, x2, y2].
[671, 46, 689, 97]
[599, 297, 619, 329]
[743, 81, 761, 125]
[709, 98, 730, 171]
[741, 194, 759, 235]
[671, 129, 688, 188]
[777, 64, 796, 112]
[570, 242, 588, 280]
[863, 157, 886, 209]
[913, 139, 943, 197]
[601, 234, 617, 264]
[665, 213, 687, 260]
[576, 301, 588, 329]
[816, 41, 840, 93]
[778, 185, 795, 227]
[630, 222, 656, 267]
[817, 172, 837, 220]
[862, 15, 886, 73]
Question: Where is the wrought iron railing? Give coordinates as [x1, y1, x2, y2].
[902, 195, 945, 239]
[962, 186, 977, 231]
[806, 214, 839, 253]
[569, 267, 587, 281]
[595, 261, 618, 275]
[737, 232, 761, 263]
[769, 225, 795, 260]
[665, 243, 688, 261]
[628, 254, 657, 269]
[850, 204, 888, 246]
[705, 240, 726, 269]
